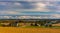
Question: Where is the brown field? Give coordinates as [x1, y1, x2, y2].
[53, 23, 60, 26]
[0, 27, 60, 33]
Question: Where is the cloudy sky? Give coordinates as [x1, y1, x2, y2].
[0, 0, 60, 19]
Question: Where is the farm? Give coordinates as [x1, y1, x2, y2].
[0, 19, 60, 27]
[0, 19, 60, 33]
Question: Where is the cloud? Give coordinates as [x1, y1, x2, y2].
[0, 1, 60, 19]
[0, 11, 19, 15]
[0, 1, 59, 12]
[14, 2, 22, 6]
[32, 2, 47, 11]
[14, 0, 60, 1]
[51, 14, 60, 18]
[0, 2, 23, 10]
[0, 14, 60, 19]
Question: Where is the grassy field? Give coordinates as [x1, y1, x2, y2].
[0, 27, 60, 33]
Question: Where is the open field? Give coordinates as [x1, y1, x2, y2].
[0, 19, 60, 33]
[0, 27, 60, 33]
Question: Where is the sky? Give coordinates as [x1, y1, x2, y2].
[0, 0, 60, 19]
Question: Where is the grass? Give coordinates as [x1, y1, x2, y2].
[17, 26, 60, 29]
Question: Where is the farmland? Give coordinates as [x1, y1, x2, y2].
[0, 27, 60, 33]
[0, 19, 60, 33]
